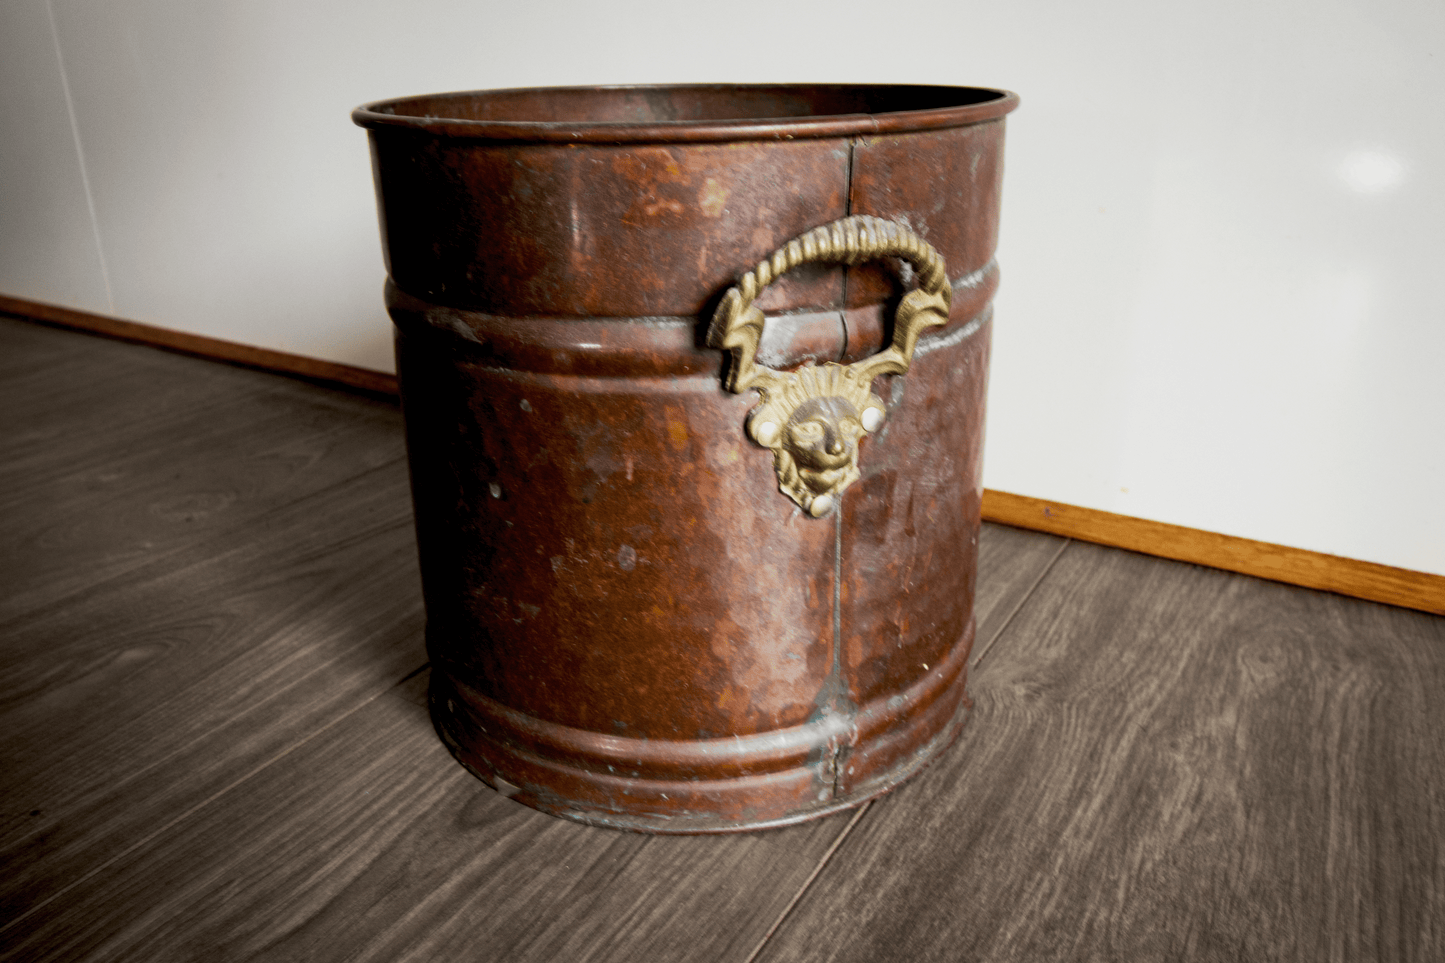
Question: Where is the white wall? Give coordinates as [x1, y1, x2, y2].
[3, 0, 1442, 575]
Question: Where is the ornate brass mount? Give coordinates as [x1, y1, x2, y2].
[708, 216, 951, 517]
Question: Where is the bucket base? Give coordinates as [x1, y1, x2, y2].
[430, 621, 974, 834]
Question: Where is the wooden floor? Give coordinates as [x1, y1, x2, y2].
[2, 315, 1442, 963]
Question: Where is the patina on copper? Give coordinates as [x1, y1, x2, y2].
[354, 84, 1018, 832]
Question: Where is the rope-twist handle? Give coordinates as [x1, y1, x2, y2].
[708, 215, 952, 395]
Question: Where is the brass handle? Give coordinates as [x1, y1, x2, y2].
[707, 215, 951, 517]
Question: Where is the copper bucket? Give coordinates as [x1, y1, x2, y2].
[353, 84, 1018, 832]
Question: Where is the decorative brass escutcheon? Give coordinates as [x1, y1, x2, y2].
[708, 215, 952, 517]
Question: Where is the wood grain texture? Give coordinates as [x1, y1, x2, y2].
[0, 521, 426, 920]
[0, 673, 852, 963]
[0, 320, 426, 924]
[755, 543, 1445, 962]
[0, 526, 1065, 963]
[983, 489, 1445, 616]
[0, 317, 407, 625]
[0, 294, 398, 396]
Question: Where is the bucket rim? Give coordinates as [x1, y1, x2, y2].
[351, 82, 1018, 144]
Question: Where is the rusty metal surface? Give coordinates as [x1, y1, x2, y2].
[357, 83, 1017, 832]
[845, 121, 1008, 309]
[367, 136, 849, 317]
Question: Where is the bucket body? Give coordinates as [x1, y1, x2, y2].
[354, 84, 1017, 832]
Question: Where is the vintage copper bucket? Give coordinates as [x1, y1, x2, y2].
[353, 84, 1018, 832]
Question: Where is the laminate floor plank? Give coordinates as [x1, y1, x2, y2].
[0, 524, 1061, 962]
[753, 543, 1445, 962]
[0, 319, 415, 782]
[0, 519, 426, 920]
[969, 525, 1068, 662]
[0, 443, 412, 685]
[0, 322, 429, 923]
[0, 315, 75, 378]
[0, 319, 407, 627]
[0, 402, 421, 819]
[0, 467, 423, 821]
[0, 673, 851, 963]
[0, 316, 382, 492]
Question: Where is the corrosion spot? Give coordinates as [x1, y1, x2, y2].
[698, 177, 729, 217]
[617, 544, 637, 571]
[667, 419, 689, 451]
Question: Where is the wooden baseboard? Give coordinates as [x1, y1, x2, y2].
[5, 293, 1441, 616]
[0, 294, 399, 396]
[982, 490, 1445, 616]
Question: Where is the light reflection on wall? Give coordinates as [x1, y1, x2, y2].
[1337, 150, 1406, 194]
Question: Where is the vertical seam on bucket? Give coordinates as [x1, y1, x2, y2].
[837, 138, 857, 362]
[834, 507, 843, 653]
[832, 507, 845, 797]
[833, 507, 843, 697]
[828, 137, 858, 795]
